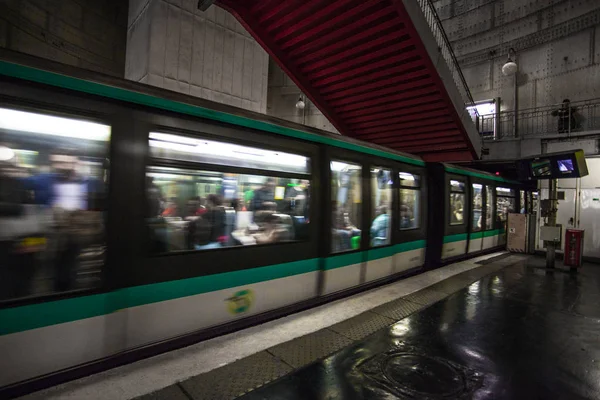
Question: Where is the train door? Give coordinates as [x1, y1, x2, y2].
[482, 184, 497, 250]
[323, 149, 366, 294]
[496, 186, 516, 247]
[395, 166, 428, 274]
[442, 173, 469, 259]
[364, 162, 396, 283]
[468, 181, 485, 253]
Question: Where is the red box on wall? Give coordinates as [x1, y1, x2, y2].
[564, 229, 585, 268]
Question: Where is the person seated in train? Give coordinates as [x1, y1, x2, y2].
[400, 204, 412, 229]
[452, 200, 464, 224]
[332, 201, 360, 251]
[194, 194, 227, 250]
[0, 151, 46, 300]
[161, 198, 178, 217]
[251, 177, 276, 211]
[255, 213, 290, 244]
[370, 205, 389, 246]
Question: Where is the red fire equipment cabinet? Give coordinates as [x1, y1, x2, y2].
[564, 229, 584, 269]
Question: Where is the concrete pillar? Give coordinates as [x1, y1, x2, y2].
[126, 0, 269, 113]
[266, 58, 339, 133]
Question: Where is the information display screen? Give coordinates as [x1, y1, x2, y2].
[557, 159, 574, 173]
[518, 150, 588, 180]
[531, 159, 551, 177]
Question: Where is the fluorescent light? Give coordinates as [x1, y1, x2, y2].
[473, 184, 483, 189]
[148, 172, 193, 180]
[497, 187, 512, 193]
[0, 146, 14, 161]
[451, 180, 463, 186]
[331, 161, 360, 172]
[467, 104, 495, 115]
[150, 132, 308, 169]
[399, 172, 415, 181]
[0, 107, 110, 141]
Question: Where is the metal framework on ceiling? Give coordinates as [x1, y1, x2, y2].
[217, 0, 478, 162]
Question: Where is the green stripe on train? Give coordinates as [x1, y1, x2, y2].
[0, 61, 425, 167]
[447, 229, 505, 243]
[443, 233, 468, 243]
[0, 239, 428, 335]
[444, 166, 520, 184]
[368, 240, 427, 261]
[0, 258, 319, 336]
[324, 240, 427, 267]
[470, 229, 503, 239]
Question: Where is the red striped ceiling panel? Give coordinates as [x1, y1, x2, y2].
[217, 0, 477, 161]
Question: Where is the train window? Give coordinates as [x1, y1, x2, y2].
[149, 132, 310, 174]
[0, 107, 110, 301]
[472, 184, 483, 232]
[147, 167, 310, 252]
[496, 187, 515, 225]
[450, 179, 465, 225]
[370, 168, 392, 246]
[486, 185, 494, 230]
[331, 161, 362, 253]
[399, 172, 420, 230]
[147, 132, 311, 253]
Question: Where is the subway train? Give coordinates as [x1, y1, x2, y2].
[0, 51, 529, 397]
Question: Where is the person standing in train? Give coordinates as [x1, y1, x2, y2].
[251, 177, 276, 211]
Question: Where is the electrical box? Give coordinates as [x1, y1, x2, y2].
[540, 226, 562, 242]
[507, 213, 528, 253]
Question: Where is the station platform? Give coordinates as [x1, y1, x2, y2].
[18, 253, 600, 400]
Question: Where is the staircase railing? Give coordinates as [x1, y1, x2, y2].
[416, 0, 477, 116]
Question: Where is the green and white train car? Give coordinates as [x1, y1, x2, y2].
[0, 51, 524, 397]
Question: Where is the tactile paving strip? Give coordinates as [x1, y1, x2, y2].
[179, 351, 292, 400]
[135, 385, 190, 400]
[403, 288, 450, 306]
[328, 311, 396, 341]
[371, 298, 426, 321]
[267, 328, 353, 369]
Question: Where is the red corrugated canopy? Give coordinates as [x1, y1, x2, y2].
[218, 0, 478, 161]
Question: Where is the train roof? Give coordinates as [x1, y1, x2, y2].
[0, 49, 426, 167]
[442, 163, 520, 185]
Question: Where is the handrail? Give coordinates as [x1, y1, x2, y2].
[476, 98, 600, 140]
[416, 0, 477, 116]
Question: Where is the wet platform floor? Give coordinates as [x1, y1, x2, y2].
[238, 257, 600, 400]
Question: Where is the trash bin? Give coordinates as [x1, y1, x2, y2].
[564, 229, 584, 269]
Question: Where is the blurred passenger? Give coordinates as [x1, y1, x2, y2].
[26, 149, 103, 292]
[452, 200, 464, 224]
[370, 205, 389, 246]
[251, 178, 276, 211]
[161, 199, 178, 217]
[0, 152, 45, 299]
[146, 176, 162, 218]
[400, 204, 412, 229]
[194, 194, 226, 250]
[146, 177, 168, 253]
[255, 214, 288, 244]
[332, 201, 360, 251]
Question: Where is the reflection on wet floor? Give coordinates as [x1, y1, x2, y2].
[240, 258, 600, 400]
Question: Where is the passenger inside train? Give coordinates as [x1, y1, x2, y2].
[0, 107, 109, 300]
